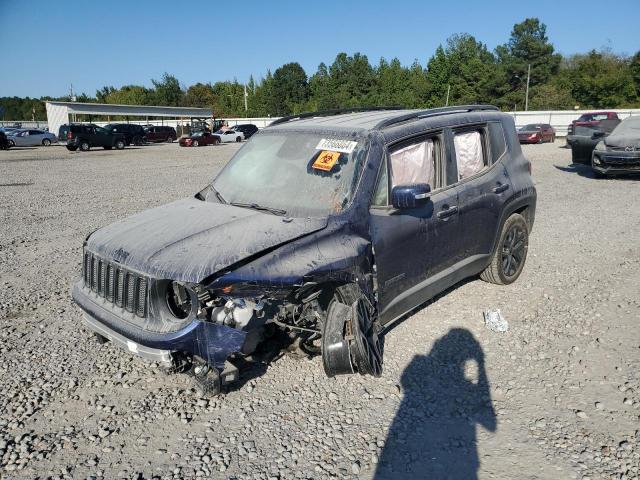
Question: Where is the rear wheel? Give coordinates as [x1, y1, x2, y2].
[236, 136, 242, 142]
[213, 138, 220, 145]
[42, 138, 51, 146]
[480, 213, 529, 285]
[132, 135, 143, 146]
[79, 141, 90, 151]
[166, 136, 174, 143]
[8, 139, 15, 147]
[66, 145, 77, 151]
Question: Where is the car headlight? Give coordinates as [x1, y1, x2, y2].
[595, 141, 606, 151]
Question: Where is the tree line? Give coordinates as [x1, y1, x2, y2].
[2, 18, 639, 121]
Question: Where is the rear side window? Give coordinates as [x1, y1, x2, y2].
[453, 130, 486, 180]
[488, 122, 507, 163]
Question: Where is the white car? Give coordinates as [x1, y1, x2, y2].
[9, 129, 58, 147]
[212, 129, 244, 143]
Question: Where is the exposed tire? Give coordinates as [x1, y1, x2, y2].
[66, 145, 77, 151]
[193, 140, 199, 147]
[42, 138, 51, 146]
[480, 213, 529, 285]
[115, 140, 125, 150]
[79, 141, 90, 151]
[321, 284, 383, 378]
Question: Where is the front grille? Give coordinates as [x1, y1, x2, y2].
[83, 251, 148, 317]
[601, 156, 640, 169]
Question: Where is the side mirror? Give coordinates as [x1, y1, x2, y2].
[391, 183, 431, 209]
[591, 130, 606, 140]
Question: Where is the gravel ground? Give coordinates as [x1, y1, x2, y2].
[0, 141, 639, 480]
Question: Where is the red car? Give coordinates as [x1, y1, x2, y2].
[178, 131, 220, 147]
[567, 111, 619, 135]
[517, 123, 556, 144]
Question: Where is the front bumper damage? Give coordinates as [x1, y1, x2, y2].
[72, 282, 247, 370]
[592, 150, 640, 175]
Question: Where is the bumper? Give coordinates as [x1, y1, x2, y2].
[518, 138, 540, 144]
[592, 151, 640, 175]
[73, 282, 247, 369]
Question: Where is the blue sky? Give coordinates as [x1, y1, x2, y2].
[1, 0, 638, 98]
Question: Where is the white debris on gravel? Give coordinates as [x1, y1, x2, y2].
[1, 142, 639, 479]
[483, 308, 509, 332]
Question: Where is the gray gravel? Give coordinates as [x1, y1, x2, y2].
[0, 141, 639, 479]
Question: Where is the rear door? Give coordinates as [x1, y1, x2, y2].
[369, 130, 463, 324]
[29, 130, 44, 145]
[453, 122, 511, 260]
[92, 126, 111, 147]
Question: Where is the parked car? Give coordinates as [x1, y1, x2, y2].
[104, 123, 146, 146]
[517, 124, 555, 144]
[591, 116, 640, 176]
[144, 126, 177, 143]
[567, 111, 619, 136]
[230, 124, 259, 139]
[0, 127, 20, 136]
[0, 130, 10, 150]
[58, 124, 126, 151]
[178, 131, 220, 147]
[72, 105, 536, 395]
[7, 129, 58, 147]
[567, 119, 621, 163]
[212, 129, 244, 143]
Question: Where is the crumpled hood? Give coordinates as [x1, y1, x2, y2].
[605, 134, 640, 150]
[86, 197, 327, 282]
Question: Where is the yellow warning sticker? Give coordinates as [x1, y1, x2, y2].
[312, 150, 341, 171]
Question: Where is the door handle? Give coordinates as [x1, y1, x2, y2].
[437, 205, 458, 219]
[492, 183, 509, 194]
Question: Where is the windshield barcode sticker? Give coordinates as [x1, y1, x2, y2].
[316, 138, 357, 154]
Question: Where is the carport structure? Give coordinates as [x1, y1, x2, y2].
[45, 101, 213, 138]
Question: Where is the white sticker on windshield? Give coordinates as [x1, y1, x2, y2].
[316, 138, 357, 154]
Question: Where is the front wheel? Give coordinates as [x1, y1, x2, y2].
[132, 136, 143, 146]
[166, 136, 174, 143]
[8, 139, 15, 147]
[193, 140, 199, 147]
[115, 140, 125, 150]
[42, 138, 51, 146]
[236, 136, 242, 142]
[66, 145, 77, 151]
[480, 213, 529, 285]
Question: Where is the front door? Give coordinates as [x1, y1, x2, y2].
[92, 127, 111, 147]
[369, 132, 463, 324]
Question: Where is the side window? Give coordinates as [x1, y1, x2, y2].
[453, 130, 486, 180]
[371, 159, 388, 207]
[488, 122, 507, 164]
[390, 138, 436, 188]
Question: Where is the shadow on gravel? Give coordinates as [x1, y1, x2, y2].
[374, 328, 496, 480]
[554, 163, 599, 179]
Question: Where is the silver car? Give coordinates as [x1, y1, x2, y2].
[8, 129, 58, 147]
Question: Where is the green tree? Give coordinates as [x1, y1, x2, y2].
[184, 82, 216, 108]
[271, 62, 309, 115]
[151, 73, 184, 106]
[104, 85, 153, 105]
[96, 86, 116, 103]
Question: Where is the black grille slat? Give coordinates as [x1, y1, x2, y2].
[83, 251, 148, 317]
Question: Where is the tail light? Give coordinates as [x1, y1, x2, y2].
[67, 132, 73, 140]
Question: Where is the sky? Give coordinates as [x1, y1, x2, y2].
[1, 0, 639, 98]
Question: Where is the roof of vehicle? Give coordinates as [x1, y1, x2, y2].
[268, 105, 501, 133]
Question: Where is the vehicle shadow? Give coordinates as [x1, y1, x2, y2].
[554, 163, 640, 180]
[374, 328, 496, 479]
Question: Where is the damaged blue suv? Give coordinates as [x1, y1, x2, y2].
[72, 106, 536, 394]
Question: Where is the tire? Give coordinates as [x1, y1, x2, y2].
[8, 139, 15, 147]
[115, 140, 125, 150]
[551, 134, 556, 143]
[193, 140, 199, 147]
[132, 136, 142, 146]
[213, 138, 220, 145]
[42, 138, 51, 146]
[480, 213, 529, 285]
[571, 147, 585, 163]
[236, 137, 242, 142]
[66, 145, 77, 151]
[166, 136, 174, 143]
[79, 141, 90, 151]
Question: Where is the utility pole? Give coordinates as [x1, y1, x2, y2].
[445, 84, 450, 107]
[525, 63, 531, 111]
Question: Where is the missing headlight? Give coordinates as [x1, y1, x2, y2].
[166, 282, 193, 319]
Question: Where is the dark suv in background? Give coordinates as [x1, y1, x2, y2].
[72, 105, 536, 395]
[144, 126, 177, 143]
[58, 124, 126, 151]
[231, 124, 259, 139]
[104, 123, 146, 146]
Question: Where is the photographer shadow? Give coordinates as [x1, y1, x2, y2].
[375, 328, 496, 480]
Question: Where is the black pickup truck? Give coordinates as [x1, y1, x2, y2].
[58, 124, 126, 151]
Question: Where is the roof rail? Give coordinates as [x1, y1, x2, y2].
[373, 105, 500, 129]
[269, 106, 403, 126]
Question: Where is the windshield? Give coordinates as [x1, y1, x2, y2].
[520, 124, 541, 131]
[208, 131, 368, 217]
[611, 116, 640, 135]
